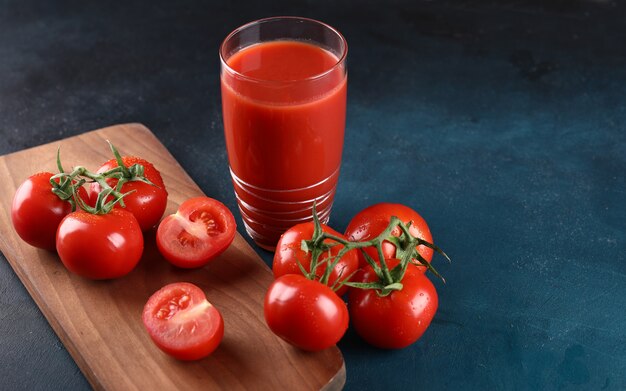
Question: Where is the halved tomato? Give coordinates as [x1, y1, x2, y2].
[142, 282, 224, 360]
[156, 197, 236, 268]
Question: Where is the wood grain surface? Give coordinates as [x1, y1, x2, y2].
[0, 123, 345, 391]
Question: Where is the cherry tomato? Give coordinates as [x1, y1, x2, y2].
[273, 222, 358, 296]
[349, 259, 438, 349]
[264, 274, 349, 351]
[156, 197, 236, 268]
[56, 208, 143, 279]
[142, 282, 224, 361]
[11, 172, 87, 250]
[344, 203, 434, 271]
[89, 156, 168, 231]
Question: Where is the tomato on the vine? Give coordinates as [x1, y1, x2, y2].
[56, 208, 143, 279]
[273, 222, 358, 296]
[89, 156, 167, 231]
[349, 259, 438, 349]
[11, 172, 87, 250]
[142, 282, 224, 361]
[156, 197, 236, 268]
[344, 203, 434, 271]
[264, 274, 349, 351]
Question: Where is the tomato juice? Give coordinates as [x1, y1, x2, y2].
[221, 36, 347, 249]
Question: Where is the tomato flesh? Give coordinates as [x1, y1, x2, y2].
[156, 197, 236, 268]
[273, 222, 358, 296]
[349, 259, 438, 349]
[142, 282, 224, 360]
[264, 274, 349, 351]
[345, 203, 434, 271]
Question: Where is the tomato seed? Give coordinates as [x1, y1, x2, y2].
[190, 210, 222, 237]
[155, 294, 191, 319]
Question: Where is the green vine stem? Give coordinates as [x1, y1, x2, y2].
[301, 204, 451, 297]
[48, 143, 155, 215]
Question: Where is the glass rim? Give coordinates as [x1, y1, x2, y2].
[219, 16, 348, 84]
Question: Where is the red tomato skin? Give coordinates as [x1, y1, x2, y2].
[156, 197, 236, 268]
[142, 282, 224, 361]
[11, 172, 86, 250]
[89, 156, 168, 231]
[264, 274, 349, 351]
[56, 209, 144, 279]
[273, 222, 358, 296]
[349, 260, 438, 349]
[344, 203, 434, 272]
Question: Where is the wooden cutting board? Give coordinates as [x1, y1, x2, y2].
[0, 123, 345, 391]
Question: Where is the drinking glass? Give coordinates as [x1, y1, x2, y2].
[220, 16, 348, 250]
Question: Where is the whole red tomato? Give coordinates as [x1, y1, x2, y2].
[344, 203, 434, 271]
[156, 197, 236, 268]
[89, 156, 167, 231]
[349, 259, 438, 349]
[11, 172, 87, 250]
[273, 222, 358, 296]
[142, 282, 224, 361]
[56, 208, 144, 279]
[264, 274, 349, 351]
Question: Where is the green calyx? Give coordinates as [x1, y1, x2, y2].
[48, 142, 155, 215]
[300, 203, 451, 296]
[298, 206, 353, 290]
[106, 140, 158, 188]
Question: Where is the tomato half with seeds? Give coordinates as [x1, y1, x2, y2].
[156, 197, 236, 268]
[11, 172, 87, 251]
[142, 282, 224, 360]
[344, 203, 434, 272]
[89, 156, 168, 231]
[264, 274, 349, 352]
[273, 222, 358, 296]
[349, 259, 438, 349]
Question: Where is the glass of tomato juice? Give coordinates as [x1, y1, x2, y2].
[220, 17, 348, 250]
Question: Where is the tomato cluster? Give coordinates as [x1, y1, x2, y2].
[11, 145, 237, 277]
[265, 203, 446, 351]
[10, 143, 448, 360]
[10, 144, 237, 361]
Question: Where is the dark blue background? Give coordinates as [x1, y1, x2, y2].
[1, 1, 625, 390]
